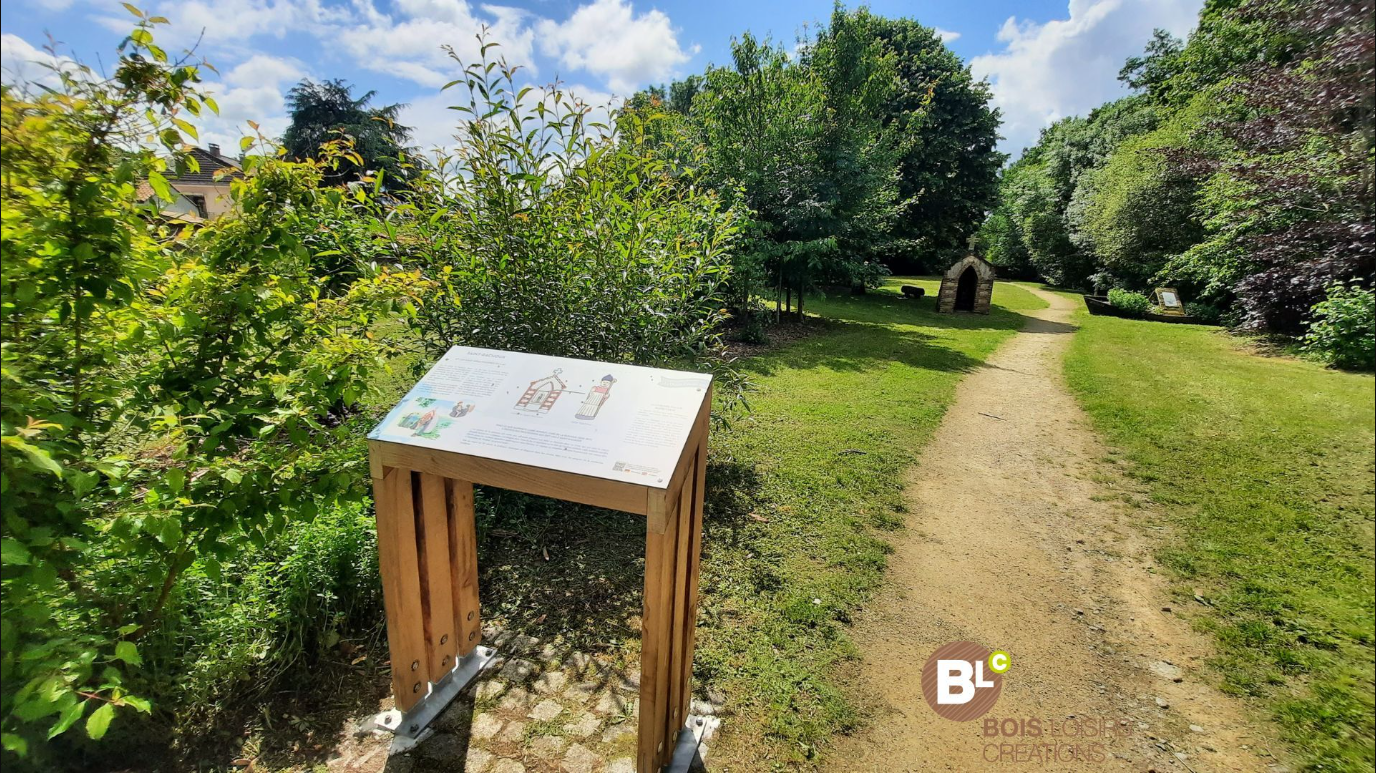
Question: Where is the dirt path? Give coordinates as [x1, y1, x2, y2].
[830, 287, 1281, 772]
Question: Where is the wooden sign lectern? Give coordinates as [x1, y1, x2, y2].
[366, 346, 712, 772]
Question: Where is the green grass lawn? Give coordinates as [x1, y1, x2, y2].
[694, 277, 1046, 766]
[1063, 308, 1376, 772]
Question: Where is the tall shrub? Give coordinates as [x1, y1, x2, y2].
[1, 13, 405, 756]
[370, 43, 741, 366]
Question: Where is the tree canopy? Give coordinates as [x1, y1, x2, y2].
[979, 0, 1373, 335]
[281, 79, 417, 190]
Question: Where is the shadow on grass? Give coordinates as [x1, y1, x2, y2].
[743, 313, 1027, 379]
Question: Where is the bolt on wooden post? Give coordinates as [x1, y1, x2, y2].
[367, 346, 712, 771]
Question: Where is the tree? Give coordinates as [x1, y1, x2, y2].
[281, 79, 416, 190]
[799, 7, 901, 284]
[980, 96, 1161, 289]
[691, 33, 831, 317]
[1069, 94, 1214, 290]
[863, 13, 1003, 272]
[1165, 0, 1374, 331]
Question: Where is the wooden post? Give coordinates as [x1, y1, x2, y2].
[637, 391, 710, 771]
[372, 466, 484, 713]
[373, 468, 430, 711]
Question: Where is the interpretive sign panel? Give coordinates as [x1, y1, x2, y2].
[369, 346, 712, 488]
[1154, 287, 1186, 315]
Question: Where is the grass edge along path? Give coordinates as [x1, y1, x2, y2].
[1062, 305, 1375, 772]
[695, 278, 1047, 768]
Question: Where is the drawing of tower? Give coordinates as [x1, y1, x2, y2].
[515, 369, 566, 413]
[575, 374, 617, 420]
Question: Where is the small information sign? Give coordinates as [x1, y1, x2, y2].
[366, 346, 713, 772]
[1154, 287, 1186, 316]
[370, 346, 711, 487]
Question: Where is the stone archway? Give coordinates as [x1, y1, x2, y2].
[938, 254, 996, 314]
[955, 266, 978, 311]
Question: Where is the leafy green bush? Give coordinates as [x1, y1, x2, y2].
[1107, 288, 1152, 316]
[1, 12, 404, 755]
[1303, 282, 1375, 370]
[370, 43, 740, 367]
[149, 502, 380, 713]
[1184, 301, 1222, 325]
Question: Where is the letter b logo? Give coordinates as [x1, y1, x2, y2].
[923, 642, 1004, 720]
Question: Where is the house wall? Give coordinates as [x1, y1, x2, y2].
[171, 182, 234, 218]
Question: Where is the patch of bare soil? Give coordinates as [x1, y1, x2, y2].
[828, 288, 1284, 772]
[719, 317, 827, 361]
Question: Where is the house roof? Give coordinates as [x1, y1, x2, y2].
[169, 145, 242, 185]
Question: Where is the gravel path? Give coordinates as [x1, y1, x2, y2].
[829, 286, 1281, 772]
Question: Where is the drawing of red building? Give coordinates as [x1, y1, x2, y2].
[515, 369, 566, 413]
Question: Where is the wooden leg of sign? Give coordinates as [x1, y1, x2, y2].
[639, 491, 681, 772]
[675, 434, 708, 731]
[373, 468, 430, 711]
[417, 473, 458, 678]
[638, 429, 708, 772]
[446, 479, 482, 655]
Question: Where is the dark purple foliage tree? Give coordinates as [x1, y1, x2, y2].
[1206, 0, 1374, 331]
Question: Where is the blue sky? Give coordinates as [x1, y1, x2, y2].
[1, 0, 1203, 158]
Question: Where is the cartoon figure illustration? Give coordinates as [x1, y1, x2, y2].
[413, 408, 437, 436]
[450, 402, 476, 418]
[575, 374, 616, 420]
[399, 411, 421, 430]
[515, 369, 566, 413]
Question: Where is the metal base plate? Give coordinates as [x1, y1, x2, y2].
[667, 715, 720, 772]
[372, 645, 498, 750]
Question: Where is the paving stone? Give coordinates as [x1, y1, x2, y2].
[561, 743, 601, 773]
[567, 651, 595, 673]
[418, 733, 466, 761]
[534, 671, 568, 695]
[498, 720, 526, 743]
[529, 735, 568, 758]
[498, 688, 535, 712]
[476, 680, 507, 701]
[489, 760, 526, 773]
[601, 723, 636, 744]
[470, 712, 504, 741]
[561, 712, 601, 739]
[465, 747, 494, 773]
[510, 634, 540, 653]
[605, 758, 635, 773]
[593, 692, 628, 716]
[433, 702, 475, 732]
[566, 681, 600, 700]
[528, 699, 565, 722]
[500, 659, 538, 682]
[615, 673, 641, 693]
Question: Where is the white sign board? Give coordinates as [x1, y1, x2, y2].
[369, 346, 711, 488]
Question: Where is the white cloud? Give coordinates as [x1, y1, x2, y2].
[193, 53, 307, 155]
[401, 80, 618, 155]
[935, 27, 961, 43]
[335, 0, 535, 88]
[1, 33, 76, 89]
[971, 0, 1202, 157]
[536, 0, 697, 94]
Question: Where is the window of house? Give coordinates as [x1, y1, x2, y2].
[187, 195, 208, 218]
